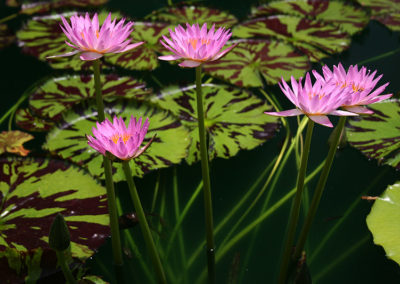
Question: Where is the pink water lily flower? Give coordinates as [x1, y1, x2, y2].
[87, 116, 153, 160]
[48, 12, 144, 61]
[313, 63, 392, 114]
[265, 73, 358, 127]
[158, 23, 237, 67]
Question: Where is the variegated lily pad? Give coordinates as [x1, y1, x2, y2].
[146, 5, 238, 27]
[357, 0, 400, 31]
[29, 74, 151, 121]
[0, 131, 34, 156]
[0, 157, 110, 260]
[0, 24, 15, 50]
[346, 99, 400, 169]
[251, 0, 368, 35]
[233, 15, 350, 62]
[367, 182, 400, 266]
[203, 39, 309, 87]
[44, 100, 190, 181]
[19, 0, 108, 15]
[15, 108, 55, 132]
[150, 84, 279, 164]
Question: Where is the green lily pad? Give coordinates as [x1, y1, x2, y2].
[146, 5, 238, 27]
[15, 108, 55, 132]
[251, 0, 368, 35]
[29, 74, 151, 121]
[357, 0, 400, 31]
[44, 100, 190, 181]
[0, 157, 110, 259]
[346, 99, 400, 169]
[233, 15, 351, 62]
[367, 181, 400, 265]
[203, 39, 310, 87]
[0, 24, 15, 50]
[150, 84, 279, 164]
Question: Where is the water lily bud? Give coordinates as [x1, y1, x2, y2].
[49, 213, 70, 251]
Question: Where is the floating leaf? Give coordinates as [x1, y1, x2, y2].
[0, 157, 109, 260]
[44, 100, 190, 181]
[0, 24, 15, 50]
[367, 182, 400, 266]
[29, 74, 151, 121]
[79, 275, 109, 284]
[357, 0, 400, 31]
[146, 5, 238, 27]
[251, 0, 368, 35]
[15, 108, 55, 132]
[203, 39, 310, 87]
[346, 99, 400, 169]
[150, 84, 279, 164]
[0, 131, 34, 156]
[6, 0, 107, 14]
[233, 15, 350, 61]
[105, 22, 172, 71]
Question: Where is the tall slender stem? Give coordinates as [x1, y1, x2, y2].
[293, 117, 346, 262]
[277, 118, 314, 284]
[56, 250, 77, 284]
[195, 65, 215, 284]
[92, 59, 123, 267]
[122, 161, 167, 284]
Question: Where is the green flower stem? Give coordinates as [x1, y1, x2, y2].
[293, 116, 346, 262]
[122, 161, 167, 284]
[92, 59, 123, 267]
[277, 118, 314, 284]
[195, 65, 216, 284]
[56, 250, 77, 284]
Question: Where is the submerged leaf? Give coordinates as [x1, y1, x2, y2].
[15, 108, 55, 132]
[0, 130, 34, 156]
[0, 24, 15, 50]
[357, 0, 400, 31]
[44, 100, 190, 180]
[203, 39, 310, 87]
[367, 182, 400, 266]
[150, 84, 279, 164]
[346, 100, 400, 169]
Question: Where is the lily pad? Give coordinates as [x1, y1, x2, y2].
[146, 5, 238, 27]
[203, 39, 310, 87]
[346, 99, 400, 169]
[366, 182, 400, 265]
[150, 84, 279, 164]
[357, 0, 400, 31]
[251, 0, 368, 35]
[232, 15, 351, 62]
[44, 100, 190, 181]
[0, 131, 34, 156]
[0, 24, 15, 50]
[0, 157, 110, 259]
[15, 108, 55, 132]
[29, 74, 151, 121]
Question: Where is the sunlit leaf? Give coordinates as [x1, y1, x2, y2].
[0, 24, 15, 50]
[357, 0, 400, 31]
[6, 0, 107, 14]
[150, 84, 279, 164]
[146, 5, 238, 27]
[0, 131, 34, 156]
[15, 108, 55, 132]
[367, 182, 400, 266]
[251, 0, 368, 35]
[29, 74, 151, 121]
[203, 39, 310, 87]
[44, 100, 190, 181]
[346, 99, 400, 169]
[233, 15, 350, 62]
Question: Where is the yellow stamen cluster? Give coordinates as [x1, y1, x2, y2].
[111, 133, 131, 144]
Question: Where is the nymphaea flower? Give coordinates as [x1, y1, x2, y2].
[313, 63, 392, 114]
[158, 23, 237, 67]
[265, 73, 358, 127]
[87, 116, 153, 160]
[49, 12, 144, 61]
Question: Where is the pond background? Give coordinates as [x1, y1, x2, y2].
[1, 0, 400, 283]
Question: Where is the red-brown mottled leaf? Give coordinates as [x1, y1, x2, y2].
[357, 0, 400, 31]
[15, 108, 55, 132]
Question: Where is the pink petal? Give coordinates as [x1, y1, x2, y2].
[342, 106, 374, 114]
[264, 109, 303, 117]
[158, 54, 182, 61]
[80, 51, 103, 61]
[308, 115, 333, 127]
[115, 41, 145, 53]
[328, 110, 359, 116]
[46, 50, 79, 59]
[179, 60, 202, 68]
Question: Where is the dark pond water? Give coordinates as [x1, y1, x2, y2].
[1, 0, 400, 283]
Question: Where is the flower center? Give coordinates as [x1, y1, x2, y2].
[111, 133, 131, 144]
[351, 83, 364, 92]
[188, 38, 210, 49]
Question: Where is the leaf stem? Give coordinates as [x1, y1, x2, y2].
[0, 13, 18, 24]
[122, 161, 167, 284]
[56, 250, 77, 284]
[195, 65, 215, 284]
[277, 119, 314, 284]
